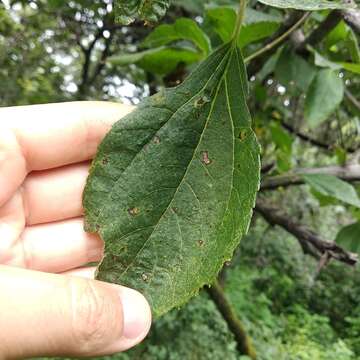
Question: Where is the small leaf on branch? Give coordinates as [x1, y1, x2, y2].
[336, 221, 360, 254]
[108, 46, 203, 76]
[304, 69, 344, 128]
[303, 173, 360, 208]
[141, 18, 211, 55]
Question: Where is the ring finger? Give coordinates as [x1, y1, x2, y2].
[2, 218, 104, 273]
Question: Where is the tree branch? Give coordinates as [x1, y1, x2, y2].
[342, 8, 360, 34]
[261, 164, 360, 191]
[248, 11, 307, 77]
[345, 89, 360, 113]
[245, 12, 310, 64]
[247, 8, 357, 77]
[207, 281, 257, 359]
[88, 32, 114, 86]
[255, 199, 358, 266]
[297, 10, 342, 52]
[261, 162, 276, 175]
[280, 120, 333, 151]
[77, 29, 103, 97]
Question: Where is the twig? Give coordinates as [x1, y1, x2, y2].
[342, 8, 360, 35]
[207, 281, 257, 359]
[280, 121, 332, 151]
[255, 199, 358, 266]
[245, 12, 310, 63]
[233, 0, 247, 41]
[345, 89, 360, 112]
[88, 32, 114, 86]
[77, 29, 103, 97]
[297, 10, 342, 52]
[261, 162, 275, 174]
[261, 164, 360, 191]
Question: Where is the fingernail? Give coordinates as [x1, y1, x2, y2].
[120, 288, 152, 340]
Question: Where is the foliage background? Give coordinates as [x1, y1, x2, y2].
[1, 0, 360, 358]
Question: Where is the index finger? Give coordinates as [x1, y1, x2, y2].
[0, 101, 133, 207]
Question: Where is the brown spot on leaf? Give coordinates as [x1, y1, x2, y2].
[102, 157, 109, 165]
[197, 240, 204, 247]
[128, 207, 140, 216]
[201, 151, 212, 165]
[142, 273, 149, 282]
[153, 136, 161, 144]
[194, 95, 211, 108]
[239, 129, 248, 141]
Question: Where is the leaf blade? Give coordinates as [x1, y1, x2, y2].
[336, 222, 360, 254]
[304, 69, 344, 128]
[83, 44, 260, 316]
[141, 18, 211, 55]
[302, 173, 360, 208]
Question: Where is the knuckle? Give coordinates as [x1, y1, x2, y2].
[68, 278, 122, 354]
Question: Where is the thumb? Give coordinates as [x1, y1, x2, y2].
[0, 265, 151, 358]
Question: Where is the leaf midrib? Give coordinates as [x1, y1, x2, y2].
[93, 45, 231, 229]
[117, 46, 237, 280]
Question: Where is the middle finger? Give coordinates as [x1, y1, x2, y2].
[3, 218, 103, 273]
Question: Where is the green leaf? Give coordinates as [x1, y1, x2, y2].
[304, 69, 344, 128]
[275, 47, 317, 91]
[312, 48, 360, 75]
[108, 46, 203, 76]
[335, 222, 360, 254]
[257, 48, 282, 82]
[347, 28, 360, 64]
[334, 146, 347, 166]
[310, 189, 338, 207]
[325, 20, 349, 48]
[83, 43, 261, 316]
[206, 7, 281, 48]
[114, 0, 170, 25]
[338, 62, 360, 74]
[302, 173, 360, 208]
[257, 0, 356, 10]
[270, 121, 293, 155]
[141, 18, 211, 55]
[270, 121, 294, 172]
[109, 18, 211, 75]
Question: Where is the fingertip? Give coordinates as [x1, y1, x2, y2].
[81, 101, 135, 127]
[0, 127, 27, 207]
[120, 287, 152, 340]
[106, 286, 152, 353]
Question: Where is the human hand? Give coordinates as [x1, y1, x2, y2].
[0, 102, 151, 358]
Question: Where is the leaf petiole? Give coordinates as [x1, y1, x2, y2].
[232, 0, 247, 43]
